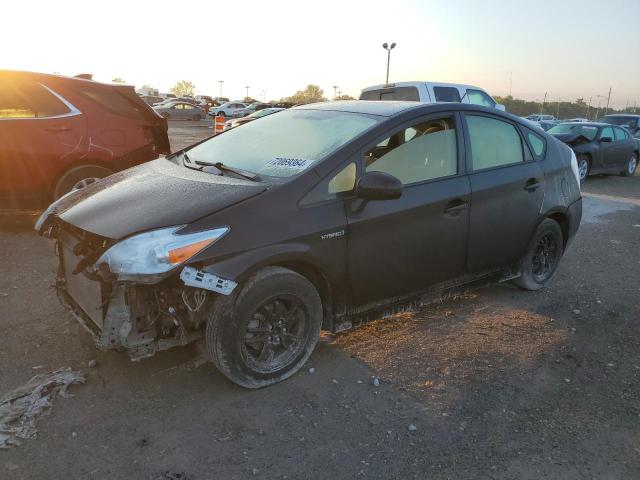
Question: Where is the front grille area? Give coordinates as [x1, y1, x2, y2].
[58, 227, 105, 328]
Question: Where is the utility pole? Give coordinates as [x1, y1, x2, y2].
[245, 86, 250, 101]
[509, 71, 512, 97]
[556, 97, 561, 118]
[586, 96, 592, 119]
[605, 87, 612, 116]
[540, 92, 548, 114]
[332, 85, 338, 99]
[382, 42, 396, 84]
[218, 80, 224, 98]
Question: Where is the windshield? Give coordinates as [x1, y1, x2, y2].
[601, 116, 637, 128]
[186, 109, 381, 177]
[548, 124, 598, 141]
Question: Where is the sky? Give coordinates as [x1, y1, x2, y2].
[2, 0, 639, 108]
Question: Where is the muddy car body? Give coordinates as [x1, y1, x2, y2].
[36, 101, 582, 388]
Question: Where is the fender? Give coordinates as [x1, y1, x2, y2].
[199, 242, 348, 305]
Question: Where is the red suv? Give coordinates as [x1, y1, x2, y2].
[0, 70, 170, 212]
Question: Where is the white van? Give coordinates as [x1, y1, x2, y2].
[360, 81, 505, 111]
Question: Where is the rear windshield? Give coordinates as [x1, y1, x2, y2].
[359, 86, 419, 101]
[77, 85, 148, 119]
[600, 116, 638, 129]
[186, 109, 381, 178]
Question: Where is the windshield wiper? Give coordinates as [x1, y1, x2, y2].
[195, 161, 261, 182]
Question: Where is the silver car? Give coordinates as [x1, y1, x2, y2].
[153, 102, 207, 121]
[208, 102, 247, 118]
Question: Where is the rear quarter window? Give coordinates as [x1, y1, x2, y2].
[525, 130, 546, 158]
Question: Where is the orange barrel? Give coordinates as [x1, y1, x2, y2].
[214, 116, 225, 134]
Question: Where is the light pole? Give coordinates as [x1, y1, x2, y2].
[382, 42, 396, 84]
[332, 85, 339, 99]
[245, 86, 250, 101]
[218, 80, 224, 98]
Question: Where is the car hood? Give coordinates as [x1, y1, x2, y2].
[51, 158, 267, 239]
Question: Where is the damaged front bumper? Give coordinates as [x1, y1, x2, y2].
[54, 224, 235, 361]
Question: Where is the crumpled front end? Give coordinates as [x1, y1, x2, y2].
[53, 222, 215, 360]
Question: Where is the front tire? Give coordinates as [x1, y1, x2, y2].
[53, 165, 113, 200]
[577, 154, 590, 184]
[206, 267, 323, 388]
[512, 218, 564, 291]
[621, 153, 638, 177]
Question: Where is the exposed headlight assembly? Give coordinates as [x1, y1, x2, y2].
[96, 226, 229, 283]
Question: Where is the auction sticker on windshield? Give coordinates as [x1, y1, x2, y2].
[265, 158, 315, 170]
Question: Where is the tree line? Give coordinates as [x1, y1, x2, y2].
[495, 95, 637, 119]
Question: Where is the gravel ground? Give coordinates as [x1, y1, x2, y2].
[0, 125, 638, 479]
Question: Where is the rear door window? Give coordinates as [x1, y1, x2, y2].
[613, 127, 627, 141]
[600, 127, 614, 141]
[467, 89, 496, 108]
[433, 87, 461, 103]
[466, 115, 524, 170]
[0, 80, 69, 118]
[359, 87, 419, 101]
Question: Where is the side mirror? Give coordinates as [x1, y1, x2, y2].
[600, 136, 613, 143]
[495, 104, 506, 112]
[356, 171, 402, 201]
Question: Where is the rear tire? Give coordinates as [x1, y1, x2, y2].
[206, 267, 323, 388]
[53, 165, 113, 200]
[512, 218, 564, 291]
[621, 153, 638, 177]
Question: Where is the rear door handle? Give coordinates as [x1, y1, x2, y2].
[524, 178, 542, 191]
[444, 200, 469, 216]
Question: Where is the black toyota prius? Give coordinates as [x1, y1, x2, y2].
[36, 101, 582, 388]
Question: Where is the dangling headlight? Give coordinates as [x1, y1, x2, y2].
[96, 226, 229, 283]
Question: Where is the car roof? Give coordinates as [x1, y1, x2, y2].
[560, 122, 605, 127]
[0, 69, 129, 88]
[361, 81, 487, 92]
[294, 100, 423, 117]
[602, 114, 640, 118]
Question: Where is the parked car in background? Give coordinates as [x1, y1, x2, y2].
[548, 122, 638, 182]
[599, 114, 640, 139]
[565, 118, 589, 123]
[360, 81, 505, 110]
[160, 93, 176, 100]
[0, 70, 170, 211]
[153, 97, 196, 107]
[36, 101, 581, 388]
[526, 114, 557, 123]
[208, 102, 247, 117]
[232, 102, 274, 118]
[224, 107, 284, 129]
[140, 95, 164, 106]
[213, 97, 230, 105]
[153, 102, 207, 121]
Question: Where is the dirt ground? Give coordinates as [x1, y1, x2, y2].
[1, 125, 639, 479]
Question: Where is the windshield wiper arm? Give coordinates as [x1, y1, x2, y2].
[196, 161, 261, 181]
